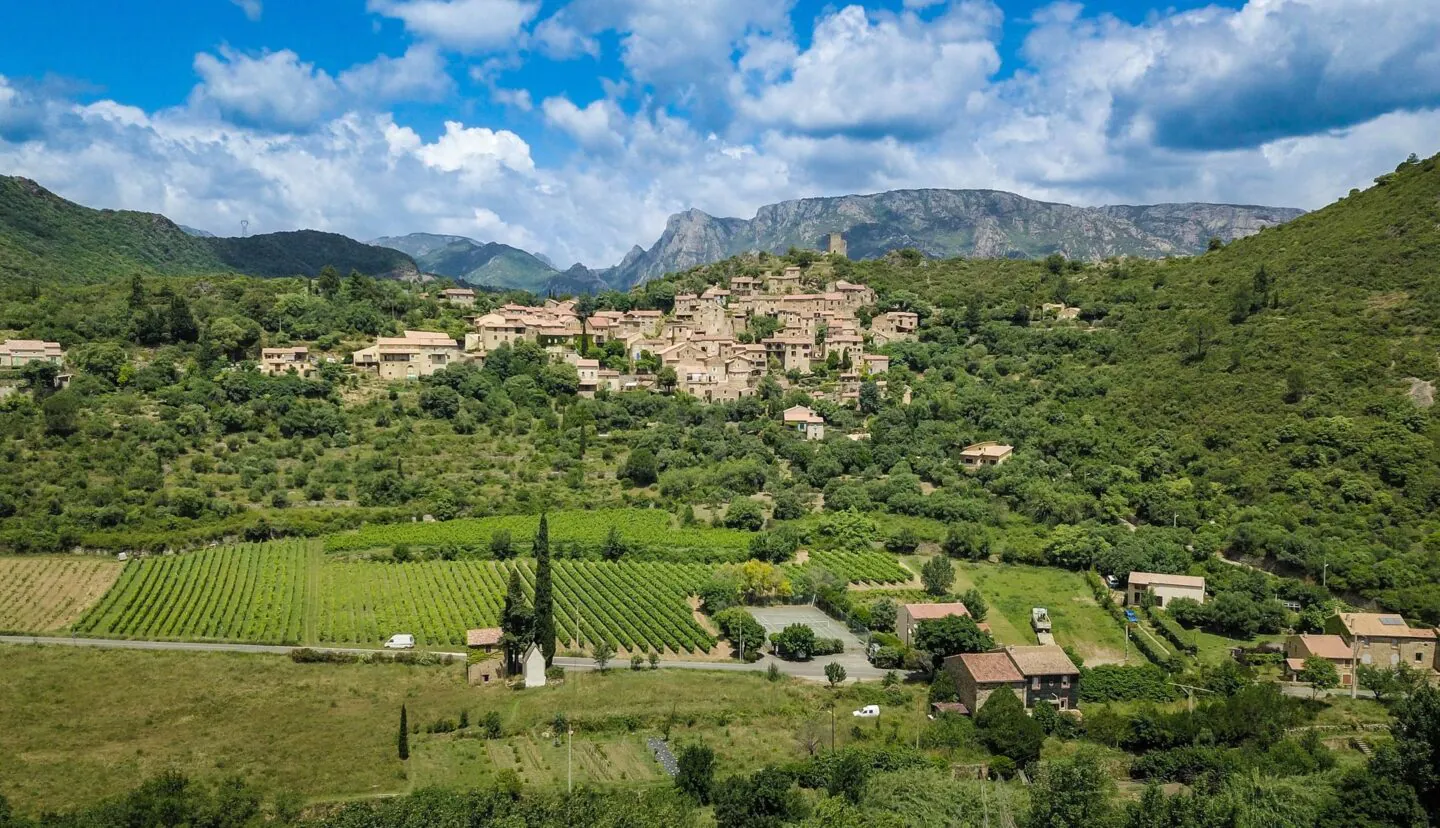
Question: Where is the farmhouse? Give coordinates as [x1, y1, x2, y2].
[960, 442, 1014, 469]
[783, 405, 825, 441]
[1126, 572, 1206, 608]
[945, 644, 1081, 713]
[0, 339, 63, 368]
[1325, 612, 1437, 672]
[897, 602, 972, 648]
[1284, 634, 1356, 686]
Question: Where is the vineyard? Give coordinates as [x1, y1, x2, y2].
[323, 508, 753, 561]
[73, 541, 717, 653]
[801, 550, 912, 585]
[74, 542, 312, 644]
[0, 557, 123, 633]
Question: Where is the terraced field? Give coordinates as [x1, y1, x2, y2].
[0, 557, 123, 632]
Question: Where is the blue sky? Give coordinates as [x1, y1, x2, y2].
[0, 0, 1437, 267]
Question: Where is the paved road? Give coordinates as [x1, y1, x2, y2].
[0, 636, 885, 682]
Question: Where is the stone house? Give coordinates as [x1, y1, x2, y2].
[0, 339, 64, 368]
[945, 652, 1024, 715]
[1284, 634, 1356, 686]
[1005, 645, 1080, 710]
[439, 287, 477, 307]
[259, 347, 313, 378]
[897, 602, 974, 648]
[960, 442, 1014, 469]
[352, 330, 461, 380]
[1326, 613, 1437, 673]
[782, 405, 825, 440]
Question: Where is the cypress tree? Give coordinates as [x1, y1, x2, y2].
[500, 567, 533, 674]
[398, 704, 409, 760]
[533, 514, 556, 666]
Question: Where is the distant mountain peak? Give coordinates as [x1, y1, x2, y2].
[605, 188, 1305, 288]
[370, 232, 559, 293]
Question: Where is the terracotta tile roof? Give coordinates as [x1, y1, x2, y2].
[467, 628, 502, 647]
[1337, 613, 1437, 639]
[1294, 635, 1352, 660]
[1127, 571, 1205, 589]
[904, 602, 971, 620]
[1005, 645, 1079, 677]
[930, 702, 970, 715]
[952, 652, 1023, 683]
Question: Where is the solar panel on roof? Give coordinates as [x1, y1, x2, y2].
[1379, 617, 1405, 626]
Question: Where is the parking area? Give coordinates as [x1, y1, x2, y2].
[749, 605, 865, 652]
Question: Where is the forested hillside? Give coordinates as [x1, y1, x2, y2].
[0, 177, 418, 284]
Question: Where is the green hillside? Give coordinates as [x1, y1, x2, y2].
[0, 177, 418, 284]
[0, 177, 221, 282]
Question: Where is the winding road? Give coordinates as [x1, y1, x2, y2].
[0, 635, 886, 682]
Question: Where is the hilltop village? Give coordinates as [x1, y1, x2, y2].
[325, 266, 919, 435]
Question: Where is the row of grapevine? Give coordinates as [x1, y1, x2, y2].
[73, 542, 313, 644]
[804, 550, 912, 584]
[323, 508, 753, 558]
[0, 558, 122, 632]
[70, 542, 719, 653]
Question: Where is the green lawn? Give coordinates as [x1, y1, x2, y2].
[945, 561, 1130, 664]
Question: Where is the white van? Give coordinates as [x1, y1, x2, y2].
[384, 634, 415, 650]
[852, 705, 880, 718]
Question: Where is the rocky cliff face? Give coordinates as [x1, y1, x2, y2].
[607, 189, 1306, 287]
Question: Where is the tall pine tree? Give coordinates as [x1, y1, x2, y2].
[532, 514, 556, 666]
[500, 567, 534, 675]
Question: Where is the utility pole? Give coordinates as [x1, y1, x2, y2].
[1351, 634, 1360, 700]
[1323, 557, 1328, 589]
[567, 727, 574, 793]
[1124, 621, 1130, 663]
[830, 707, 836, 752]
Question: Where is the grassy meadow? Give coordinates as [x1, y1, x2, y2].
[0, 645, 937, 813]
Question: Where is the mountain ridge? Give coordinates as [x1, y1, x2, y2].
[605, 189, 1306, 287]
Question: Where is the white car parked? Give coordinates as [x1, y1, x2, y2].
[384, 634, 415, 650]
[852, 705, 880, 718]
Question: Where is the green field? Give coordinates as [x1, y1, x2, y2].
[0, 646, 933, 813]
[74, 542, 717, 652]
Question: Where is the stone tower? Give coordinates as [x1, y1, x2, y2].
[824, 232, 848, 258]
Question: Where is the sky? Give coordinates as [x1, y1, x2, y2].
[1, 0, 1438, 269]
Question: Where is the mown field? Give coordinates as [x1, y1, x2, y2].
[0, 557, 123, 632]
[0, 646, 941, 813]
